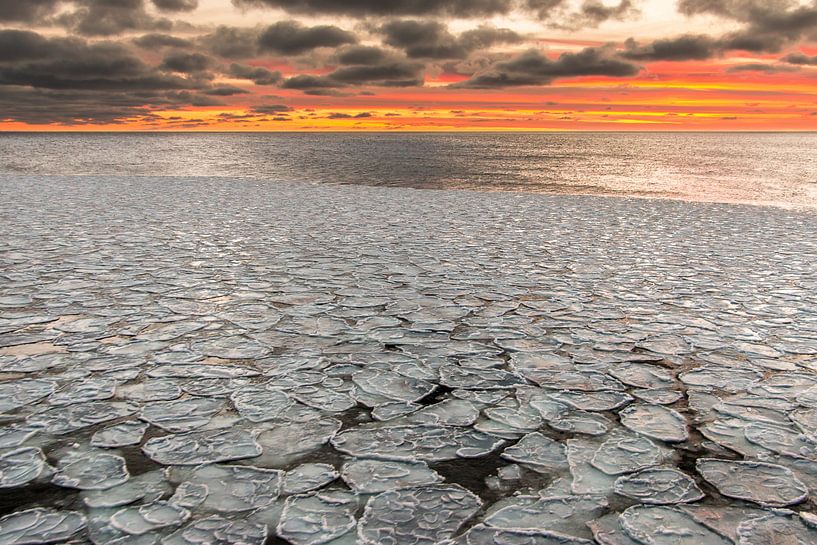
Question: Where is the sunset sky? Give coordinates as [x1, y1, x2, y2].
[1, 0, 816, 130]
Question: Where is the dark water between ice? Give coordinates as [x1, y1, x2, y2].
[1, 132, 815, 208]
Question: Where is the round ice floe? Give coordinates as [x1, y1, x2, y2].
[548, 411, 611, 436]
[619, 505, 732, 545]
[632, 388, 684, 405]
[0, 379, 57, 412]
[737, 511, 817, 545]
[438, 365, 528, 390]
[614, 467, 704, 504]
[696, 458, 808, 507]
[743, 421, 817, 460]
[277, 489, 358, 545]
[169, 482, 208, 509]
[283, 463, 339, 494]
[168, 464, 282, 512]
[331, 425, 505, 462]
[401, 399, 479, 427]
[352, 368, 435, 402]
[451, 524, 595, 545]
[484, 407, 543, 432]
[484, 495, 607, 538]
[0, 508, 86, 545]
[501, 432, 568, 471]
[27, 401, 136, 434]
[609, 362, 673, 389]
[291, 385, 356, 412]
[0, 447, 50, 488]
[91, 421, 149, 448]
[118, 379, 182, 402]
[192, 335, 271, 359]
[110, 501, 190, 535]
[679, 366, 762, 393]
[359, 485, 481, 545]
[51, 451, 129, 490]
[549, 390, 633, 412]
[140, 397, 223, 433]
[147, 363, 260, 379]
[142, 428, 261, 465]
[230, 386, 293, 422]
[163, 515, 268, 545]
[81, 470, 171, 508]
[619, 404, 688, 443]
[341, 459, 442, 494]
[522, 370, 625, 392]
[590, 435, 664, 476]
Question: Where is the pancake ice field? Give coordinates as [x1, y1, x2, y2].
[1, 175, 817, 545]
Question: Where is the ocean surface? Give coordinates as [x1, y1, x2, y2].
[1, 132, 815, 208]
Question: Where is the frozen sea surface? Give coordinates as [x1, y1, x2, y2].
[1, 176, 817, 544]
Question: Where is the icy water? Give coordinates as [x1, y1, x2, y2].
[1, 132, 816, 208]
[1, 175, 817, 544]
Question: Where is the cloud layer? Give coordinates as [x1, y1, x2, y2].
[0, 0, 815, 126]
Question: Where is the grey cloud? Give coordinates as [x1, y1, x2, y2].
[337, 45, 391, 66]
[0, 29, 233, 124]
[203, 86, 250, 95]
[726, 62, 800, 72]
[782, 52, 817, 65]
[0, 0, 60, 22]
[160, 52, 212, 73]
[134, 33, 193, 49]
[56, 0, 174, 37]
[280, 74, 340, 89]
[232, 0, 515, 17]
[258, 21, 357, 55]
[455, 46, 640, 87]
[251, 104, 292, 114]
[329, 60, 425, 85]
[622, 35, 718, 61]
[200, 26, 260, 59]
[678, 0, 817, 51]
[151, 0, 198, 11]
[228, 63, 282, 85]
[381, 20, 522, 60]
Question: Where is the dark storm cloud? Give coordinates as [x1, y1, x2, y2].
[0, 0, 61, 22]
[329, 60, 425, 85]
[280, 74, 340, 89]
[160, 52, 212, 73]
[258, 21, 357, 55]
[232, 0, 515, 17]
[622, 35, 719, 61]
[0, 31, 192, 90]
[0, 86, 154, 123]
[0, 29, 234, 124]
[160, 52, 213, 74]
[678, 0, 817, 51]
[454, 47, 640, 88]
[556, 0, 638, 30]
[380, 20, 522, 60]
[134, 33, 193, 48]
[726, 62, 799, 72]
[782, 52, 817, 65]
[0, 30, 57, 62]
[203, 86, 250, 95]
[251, 104, 292, 114]
[228, 63, 282, 85]
[200, 26, 260, 59]
[56, 0, 174, 37]
[151, 0, 198, 11]
[336, 46, 391, 66]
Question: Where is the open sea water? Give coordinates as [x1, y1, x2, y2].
[1, 132, 815, 208]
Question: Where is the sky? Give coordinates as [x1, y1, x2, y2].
[0, 0, 815, 131]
